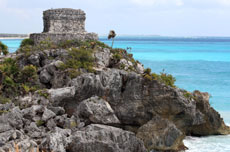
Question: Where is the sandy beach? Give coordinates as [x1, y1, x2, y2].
[0, 37, 28, 40]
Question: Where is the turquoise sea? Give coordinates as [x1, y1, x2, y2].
[1, 36, 230, 152]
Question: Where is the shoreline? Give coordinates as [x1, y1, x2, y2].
[0, 37, 28, 40]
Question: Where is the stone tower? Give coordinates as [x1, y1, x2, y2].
[43, 8, 86, 33]
[30, 8, 98, 44]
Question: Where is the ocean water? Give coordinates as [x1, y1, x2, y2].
[1, 36, 230, 151]
[0, 39, 22, 53]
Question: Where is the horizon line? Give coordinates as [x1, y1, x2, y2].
[1, 33, 230, 38]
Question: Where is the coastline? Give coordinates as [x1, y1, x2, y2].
[0, 37, 28, 40]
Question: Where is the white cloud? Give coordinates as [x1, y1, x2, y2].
[218, 0, 230, 5]
[0, 0, 7, 8]
[0, 0, 30, 20]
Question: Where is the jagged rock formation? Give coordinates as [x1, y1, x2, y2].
[30, 8, 98, 45]
[0, 8, 230, 152]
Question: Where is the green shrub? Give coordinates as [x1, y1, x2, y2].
[0, 96, 11, 104]
[57, 40, 110, 50]
[60, 48, 94, 73]
[113, 53, 122, 61]
[39, 38, 56, 50]
[37, 89, 49, 99]
[144, 74, 153, 81]
[36, 120, 45, 127]
[0, 58, 39, 98]
[183, 91, 195, 100]
[159, 73, 176, 87]
[94, 41, 110, 48]
[21, 84, 38, 94]
[144, 68, 152, 75]
[70, 121, 77, 128]
[22, 84, 30, 93]
[20, 65, 38, 82]
[68, 69, 81, 79]
[2, 49, 9, 55]
[18, 45, 33, 55]
[120, 64, 125, 69]
[20, 38, 34, 47]
[3, 76, 15, 88]
[58, 40, 76, 48]
[128, 66, 135, 71]
[143, 70, 176, 87]
[0, 58, 20, 96]
[0, 58, 19, 76]
[0, 42, 8, 56]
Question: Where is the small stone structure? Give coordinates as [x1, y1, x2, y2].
[30, 8, 98, 44]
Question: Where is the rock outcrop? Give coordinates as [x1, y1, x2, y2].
[0, 8, 229, 152]
[69, 124, 146, 152]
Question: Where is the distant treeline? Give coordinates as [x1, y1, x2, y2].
[0, 33, 29, 38]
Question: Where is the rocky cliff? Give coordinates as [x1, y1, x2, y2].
[0, 39, 229, 152]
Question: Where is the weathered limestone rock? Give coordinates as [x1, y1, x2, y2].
[48, 106, 65, 115]
[28, 53, 40, 67]
[40, 69, 52, 84]
[40, 127, 72, 152]
[137, 115, 185, 151]
[94, 48, 111, 68]
[0, 8, 229, 152]
[69, 69, 197, 129]
[136, 63, 145, 74]
[0, 107, 24, 132]
[190, 90, 230, 135]
[68, 124, 146, 152]
[48, 87, 75, 104]
[22, 105, 44, 121]
[76, 96, 120, 125]
[42, 108, 56, 121]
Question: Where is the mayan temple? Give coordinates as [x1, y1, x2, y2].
[30, 8, 98, 44]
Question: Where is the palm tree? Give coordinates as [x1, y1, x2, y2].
[0, 41, 9, 55]
[108, 30, 116, 48]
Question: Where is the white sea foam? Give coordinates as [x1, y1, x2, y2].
[184, 135, 230, 152]
[184, 111, 230, 152]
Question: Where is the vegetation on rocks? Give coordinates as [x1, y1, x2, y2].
[37, 89, 49, 99]
[0, 37, 228, 152]
[0, 41, 9, 55]
[0, 58, 39, 99]
[36, 120, 45, 127]
[183, 91, 194, 100]
[59, 47, 95, 76]
[20, 38, 34, 47]
[143, 68, 176, 87]
[0, 95, 11, 104]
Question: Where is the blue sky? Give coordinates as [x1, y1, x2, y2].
[0, 0, 230, 36]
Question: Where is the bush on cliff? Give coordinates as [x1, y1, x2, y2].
[20, 65, 38, 83]
[58, 40, 110, 49]
[59, 47, 94, 77]
[143, 68, 176, 87]
[0, 41, 9, 55]
[20, 38, 34, 47]
[0, 58, 39, 98]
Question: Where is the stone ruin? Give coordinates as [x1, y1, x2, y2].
[30, 8, 98, 44]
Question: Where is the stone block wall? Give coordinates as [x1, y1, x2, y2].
[43, 8, 86, 33]
[30, 33, 98, 45]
